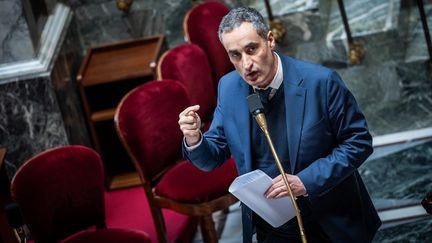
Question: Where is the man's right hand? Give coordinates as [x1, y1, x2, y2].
[178, 105, 202, 146]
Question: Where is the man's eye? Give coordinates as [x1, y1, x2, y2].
[246, 47, 256, 54]
[230, 53, 240, 59]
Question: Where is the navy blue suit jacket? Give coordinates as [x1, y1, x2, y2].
[183, 55, 381, 242]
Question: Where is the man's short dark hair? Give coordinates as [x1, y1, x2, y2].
[218, 7, 269, 42]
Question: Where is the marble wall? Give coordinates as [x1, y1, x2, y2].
[66, 0, 192, 55]
[0, 0, 35, 64]
[0, 77, 69, 178]
[63, 0, 322, 55]
[0, 3, 91, 179]
[243, 0, 318, 18]
[361, 140, 432, 242]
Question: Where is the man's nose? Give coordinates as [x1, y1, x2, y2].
[242, 55, 253, 71]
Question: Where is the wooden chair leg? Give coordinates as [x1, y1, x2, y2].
[215, 209, 228, 237]
[200, 214, 218, 243]
[150, 206, 167, 243]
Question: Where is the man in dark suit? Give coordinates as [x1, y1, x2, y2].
[178, 6, 381, 243]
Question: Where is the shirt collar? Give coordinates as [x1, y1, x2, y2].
[253, 52, 283, 91]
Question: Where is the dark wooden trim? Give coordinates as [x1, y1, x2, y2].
[21, 0, 49, 49]
[0, 148, 18, 243]
[337, 0, 353, 44]
[417, 0, 432, 62]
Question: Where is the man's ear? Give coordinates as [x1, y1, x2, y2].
[267, 31, 276, 50]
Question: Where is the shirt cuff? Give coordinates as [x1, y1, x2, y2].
[183, 132, 203, 151]
[298, 177, 308, 197]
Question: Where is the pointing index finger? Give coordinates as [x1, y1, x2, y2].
[181, 105, 200, 117]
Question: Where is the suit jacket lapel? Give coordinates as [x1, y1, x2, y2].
[281, 56, 306, 173]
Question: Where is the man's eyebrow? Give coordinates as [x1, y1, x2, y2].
[227, 42, 259, 54]
[245, 42, 259, 48]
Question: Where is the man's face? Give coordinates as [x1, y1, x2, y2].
[221, 22, 277, 88]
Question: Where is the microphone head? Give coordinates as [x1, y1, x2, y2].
[247, 93, 264, 116]
[4, 202, 24, 228]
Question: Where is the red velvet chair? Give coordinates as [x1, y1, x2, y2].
[114, 80, 238, 243]
[156, 43, 216, 131]
[62, 228, 151, 243]
[10, 145, 151, 243]
[183, 1, 234, 89]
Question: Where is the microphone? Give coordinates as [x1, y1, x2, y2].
[5, 203, 27, 243]
[246, 93, 308, 243]
[247, 93, 268, 133]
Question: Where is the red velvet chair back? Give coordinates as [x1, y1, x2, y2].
[62, 228, 151, 243]
[115, 80, 190, 184]
[183, 1, 234, 87]
[115, 80, 238, 243]
[10, 145, 106, 243]
[157, 43, 216, 125]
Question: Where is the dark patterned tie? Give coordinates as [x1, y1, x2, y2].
[256, 88, 272, 104]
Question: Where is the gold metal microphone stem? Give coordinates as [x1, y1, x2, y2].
[13, 227, 27, 243]
[255, 113, 307, 243]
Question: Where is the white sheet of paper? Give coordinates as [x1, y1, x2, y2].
[228, 169, 296, 227]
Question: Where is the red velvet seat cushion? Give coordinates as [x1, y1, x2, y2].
[104, 187, 197, 243]
[61, 228, 151, 243]
[155, 157, 238, 203]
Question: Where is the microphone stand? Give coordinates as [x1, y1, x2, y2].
[13, 228, 27, 243]
[5, 203, 27, 243]
[254, 112, 308, 243]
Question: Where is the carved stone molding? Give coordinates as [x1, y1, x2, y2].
[0, 3, 72, 84]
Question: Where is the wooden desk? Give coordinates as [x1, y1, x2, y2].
[0, 148, 5, 168]
[77, 35, 165, 190]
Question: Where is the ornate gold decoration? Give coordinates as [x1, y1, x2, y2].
[191, 0, 201, 6]
[348, 43, 365, 65]
[269, 19, 286, 43]
[116, 0, 133, 12]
